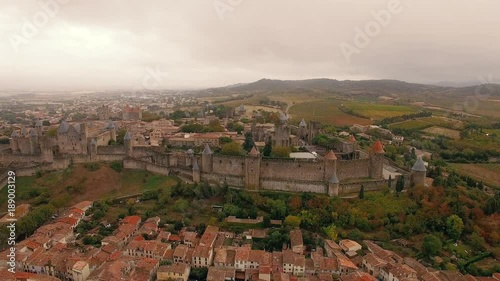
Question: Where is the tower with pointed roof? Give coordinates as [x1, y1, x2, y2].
[323, 150, 338, 180]
[124, 131, 133, 156]
[411, 156, 427, 187]
[35, 119, 44, 135]
[9, 130, 19, 154]
[275, 112, 291, 146]
[40, 138, 53, 163]
[106, 120, 117, 142]
[88, 139, 97, 158]
[369, 140, 385, 179]
[328, 173, 340, 197]
[201, 144, 213, 173]
[192, 158, 201, 183]
[80, 123, 89, 154]
[323, 150, 340, 196]
[29, 128, 39, 155]
[245, 146, 261, 189]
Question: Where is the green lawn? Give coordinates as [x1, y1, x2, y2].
[0, 176, 38, 208]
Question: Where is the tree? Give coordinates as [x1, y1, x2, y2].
[358, 185, 365, 199]
[220, 142, 246, 156]
[422, 234, 442, 257]
[271, 146, 291, 158]
[322, 224, 338, 240]
[243, 132, 255, 152]
[396, 176, 405, 195]
[190, 267, 208, 281]
[263, 137, 272, 157]
[446, 215, 464, 241]
[484, 193, 500, 215]
[284, 215, 301, 228]
[262, 215, 271, 228]
[269, 199, 287, 219]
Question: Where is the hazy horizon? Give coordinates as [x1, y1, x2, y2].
[1, 0, 499, 91]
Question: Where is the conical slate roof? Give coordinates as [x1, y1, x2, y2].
[11, 130, 19, 137]
[186, 149, 194, 154]
[22, 128, 29, 136]
[329, 173, 339, 184]
[124, 131, 132, 140]
[279, 112, 288, 122]
[29, 129, 38, 137]
[35, 120, 43, 127]
[372, 140, 385, 154]
[299, 119, 307, 128]
[90, 139, 97, 145]
[105, 120, 115, 129]
[58, 121, 69, 134]
[324, 150, 337, 160]
[412, 157, 427, 172]
[202, 144, 213, 155]
[192, 160, 200, 172]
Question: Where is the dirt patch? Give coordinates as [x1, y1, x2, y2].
[52, 165, 122, 205]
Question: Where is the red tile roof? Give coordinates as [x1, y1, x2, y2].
[372, 140, 385, 154]
[121, 215, 141, 226]
[324, 150, 337, 160]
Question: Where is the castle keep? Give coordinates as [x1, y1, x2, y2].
[3, 121, 425, 196]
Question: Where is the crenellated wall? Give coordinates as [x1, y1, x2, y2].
[202, 173, 245, 187]
[337, 159, 371, 181]
[261, 179, 326, 193]
[260, 159, 324, 182]
[97, 146, 125, 155]
[123, 158, 169, 175]
[1, 142, 392, 195]
[212, 155, 245, 176]
[339, 179, 385, 194]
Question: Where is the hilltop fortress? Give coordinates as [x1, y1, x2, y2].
[1, 120, 425, 196]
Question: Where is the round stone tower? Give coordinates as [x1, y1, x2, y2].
[124, 131, 133, 157]
[411, 156, 427, 187]
[201, 144, 213, 173]
[370, 140, 385, 179]
[245, 146, 261, 190]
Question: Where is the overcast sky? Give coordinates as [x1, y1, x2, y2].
[1, 0, 499, 91]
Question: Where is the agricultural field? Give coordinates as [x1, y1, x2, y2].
[389, 119, 434, 130]
[450, 133, 500, 155]
[450, 163, 500, 189]
[389, 116, 464, 130]
[289, 99, 372, 126]
[341, 101, 417, 120]
[422, 126, 461, 139]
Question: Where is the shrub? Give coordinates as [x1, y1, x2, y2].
[110, 161, 123, 172]
[84, 162, 100, 171]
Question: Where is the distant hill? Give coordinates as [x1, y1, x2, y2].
[203, 78, 500, 98]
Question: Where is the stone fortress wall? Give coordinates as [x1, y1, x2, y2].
[2, 121, 426, 195]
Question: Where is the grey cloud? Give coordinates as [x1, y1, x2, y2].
[0, 0, 499, 91]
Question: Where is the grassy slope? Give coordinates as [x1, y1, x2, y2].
[0, 164, 179, 211]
